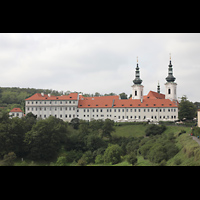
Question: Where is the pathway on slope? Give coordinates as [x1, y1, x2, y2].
[192, 136, 200, 145]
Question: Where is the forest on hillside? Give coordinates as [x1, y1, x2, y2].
[0, 87, 129, 112]
[2, 106, 195, 166]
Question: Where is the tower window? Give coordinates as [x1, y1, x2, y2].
[135, 90, 137, 96]
[168, 89, 171, 94]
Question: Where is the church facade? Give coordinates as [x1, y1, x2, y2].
[25, 57, 178, 122]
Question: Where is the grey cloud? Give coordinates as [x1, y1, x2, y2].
[0, 33, 200, 102]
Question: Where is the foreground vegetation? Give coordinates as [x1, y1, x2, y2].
[1, 107, 200, 166]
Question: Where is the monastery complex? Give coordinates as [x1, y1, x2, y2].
[21, 56, 179, 122]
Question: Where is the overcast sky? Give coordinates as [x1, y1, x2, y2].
[0, 33, 199, 102]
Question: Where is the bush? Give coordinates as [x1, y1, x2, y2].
[55, 156, 67, 166]
[145, 124, 166, 136]
[127, 152, 137, 166]
[95, 155, 104, 164]
[104, 144, 123, 164]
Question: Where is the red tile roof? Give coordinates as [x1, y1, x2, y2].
[113, 98, 177, 108]
[25, 93, 78, 101]
[78, 95, 177, 108]
[78, 95, 119, 108]
[25, 92, 177, 109]
[144, 91, 165, 99]
[10, 108, 23, 113]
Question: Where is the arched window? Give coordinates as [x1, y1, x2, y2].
[168, 88, 171, 94]
[135, 90, 137, 96]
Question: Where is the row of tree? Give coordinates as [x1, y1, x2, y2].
[0, 87, 130, 113]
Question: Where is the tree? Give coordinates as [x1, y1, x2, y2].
[178, 95, 196, 120]
[25, 116, 68, 161]
[70, 118, 80, 130]
[1, 152, 16, 166]
[119, 92, 128, 99]
[0, 117, 26, 158]
[127, 152, 137, 166]
[145, 124, 166, 136]
[102, 119, 115, 139]
[104, 144, 123, 164]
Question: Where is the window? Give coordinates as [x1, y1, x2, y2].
[135, 90, 137, 96]
[168, 88, 171, 94]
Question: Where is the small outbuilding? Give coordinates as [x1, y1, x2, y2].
[9, 108, 24, 118]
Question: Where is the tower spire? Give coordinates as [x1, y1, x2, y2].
[166, 53, 176, 83]
[133, 57, 142, 85]
[157, 81, 160, 94]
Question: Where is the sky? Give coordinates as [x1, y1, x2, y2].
[0, 33, 199, 102]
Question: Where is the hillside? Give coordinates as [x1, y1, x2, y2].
[0, 87, 66, 112]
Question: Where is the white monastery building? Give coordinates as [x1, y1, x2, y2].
[25, 56, 178, 122]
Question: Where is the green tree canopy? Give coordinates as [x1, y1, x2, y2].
[104, 144, 123, 164]
[25, 116, 68, 161]
[178, 95, 196, 120]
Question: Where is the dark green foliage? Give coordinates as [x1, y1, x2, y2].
[25, 116, 68, 161]
[139, 133, 179, 164]
[127, 152, 137, 166]
[178, 95, 196, 120]
[193, 127, 200, 137]
[70, 118, 80, 130]
[104, 144, 123, 164]
[0, 152, 17, 166]
[145, 124, 166, 136]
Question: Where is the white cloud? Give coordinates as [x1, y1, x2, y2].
[0, 33, 200, 102]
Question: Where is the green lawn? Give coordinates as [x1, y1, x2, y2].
[112, 124, 147, 138]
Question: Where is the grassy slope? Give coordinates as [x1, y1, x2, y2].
[113, 124, 200, 166]
[112, 124, 148, 138]
[13, 125, 200, 166]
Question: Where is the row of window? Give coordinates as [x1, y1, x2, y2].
[82, 115, 177, 119]
[27, 100, 76, 105]
[82, 108, 177, 112]
[39, 114, 76, 119]
[35, 114, 177, 120]
[27, 107, 76, 111]
[27, 107, 177, 113]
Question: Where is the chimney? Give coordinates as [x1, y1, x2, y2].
[41, 93, 44, 97]
[48, 94, 51, 97]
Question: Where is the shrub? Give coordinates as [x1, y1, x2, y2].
[145, 124, 166, 136]
[104, 144, 123, 164]
[95, 155, 104, 164]
[127, 152, 137, 166]
[55, 156, 67, 166]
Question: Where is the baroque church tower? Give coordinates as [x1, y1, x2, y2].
[165, 54, 177, 102]
[131, 57, 144, 102]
